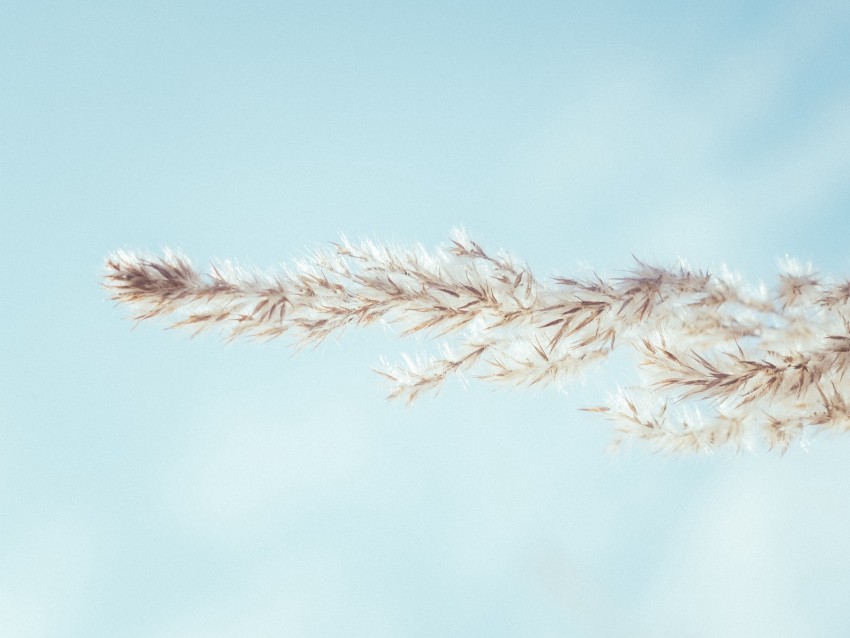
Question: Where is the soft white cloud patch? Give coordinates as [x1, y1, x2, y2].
[637, 466, 807, 636]
[633, 448, 850, 637]
[152, 547, 397, 638]
[0, 520, 95, 636]
[166, 399, 373, 536]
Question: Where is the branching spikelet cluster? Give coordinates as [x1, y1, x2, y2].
[104, 231, 850, 455]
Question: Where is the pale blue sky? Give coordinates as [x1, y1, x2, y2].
[3, 1, 850, 636]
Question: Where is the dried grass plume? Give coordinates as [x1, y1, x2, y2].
[104, 230, 850, 455]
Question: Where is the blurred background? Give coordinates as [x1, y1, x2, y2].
[3, 1, 850, 635]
